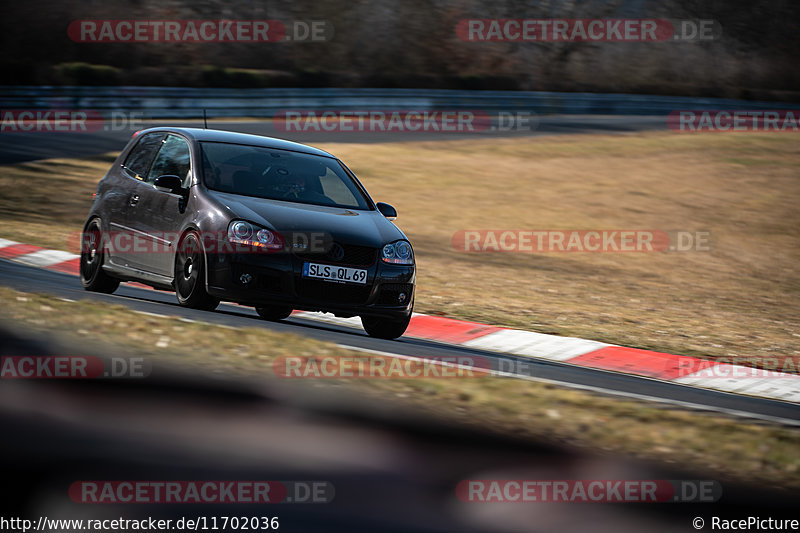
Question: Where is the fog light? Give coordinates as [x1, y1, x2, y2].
[240, 273, 253, 285]
[398, 292, 407, 303]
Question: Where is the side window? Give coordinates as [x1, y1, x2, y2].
[121, 133, 165, 180]
[147, 134, 192, 186]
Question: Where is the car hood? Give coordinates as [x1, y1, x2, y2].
[207, 191, 407, 247]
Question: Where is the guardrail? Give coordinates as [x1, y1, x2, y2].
[0, 86, 796, 118]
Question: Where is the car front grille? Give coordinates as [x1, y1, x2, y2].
[257, 273, 284, 293]
[296, 279, 373, 305]
[297, 243, 377, 267]
[376, 283, 414, 305]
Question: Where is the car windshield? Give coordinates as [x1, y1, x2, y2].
[200, 141, 371, 210]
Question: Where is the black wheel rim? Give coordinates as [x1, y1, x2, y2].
[80, 222, 101, 282]
[176, 234, 201, 299]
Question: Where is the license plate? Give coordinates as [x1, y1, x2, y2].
[303, 262, 367, 285]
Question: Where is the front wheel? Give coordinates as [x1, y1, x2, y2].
[175, 231, 219, 311]
[79, 218, 120, 294]
[255, 305, 293, 321]
[361, 314, 411, 340]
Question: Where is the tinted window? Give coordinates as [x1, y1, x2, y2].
[319, 168, 362, 207]
[147, 134, 192, 185]
[200, 142, 370, 210]
[121, 133, 165, 180]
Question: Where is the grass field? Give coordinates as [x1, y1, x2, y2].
[3, 286, 799, 489]
[1, 132, 799, 371]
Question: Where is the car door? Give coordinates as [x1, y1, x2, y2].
[107, 132, 165, 268]
[124, 133, 193, 277]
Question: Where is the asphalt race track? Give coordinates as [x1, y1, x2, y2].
[0, 118, 798, 422]
[1, 258, 797, 425]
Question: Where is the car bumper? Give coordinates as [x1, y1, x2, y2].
[206, 251, 415, 319]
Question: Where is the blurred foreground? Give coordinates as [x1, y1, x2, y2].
[1, 323, 798, 533]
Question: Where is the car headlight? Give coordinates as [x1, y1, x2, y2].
[381, 240, 414, 265]
[227, 220, 284, 250]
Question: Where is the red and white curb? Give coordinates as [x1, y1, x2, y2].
[2, 238, 799, 405]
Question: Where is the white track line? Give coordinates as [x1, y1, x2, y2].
[336, 344, 800, 427]
[12, 250, 79, 267]
[462, 329, 607, 361]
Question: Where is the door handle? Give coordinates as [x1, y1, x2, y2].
[129, 194, 140, 206]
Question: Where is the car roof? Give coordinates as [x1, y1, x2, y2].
[136, 127, 335, 158]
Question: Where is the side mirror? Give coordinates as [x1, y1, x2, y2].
[376, 202, 397, 220]
[153, 175, 185, 194]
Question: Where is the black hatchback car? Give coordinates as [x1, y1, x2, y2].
[80, 127, 415, 339]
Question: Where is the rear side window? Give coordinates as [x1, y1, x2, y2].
[147, 134, 192, 186]
[122, 133, 165, 180]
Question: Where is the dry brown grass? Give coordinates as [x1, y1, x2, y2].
[1, 132, 798, 369]
[0, 153, 114, 249]
[316, 132, 800, 368]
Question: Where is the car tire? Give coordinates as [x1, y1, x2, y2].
[80, 218, 120, 294]
[361, 313, 411, 340]
[255, 305, 293, 321]
[175, 231, 220, 311]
